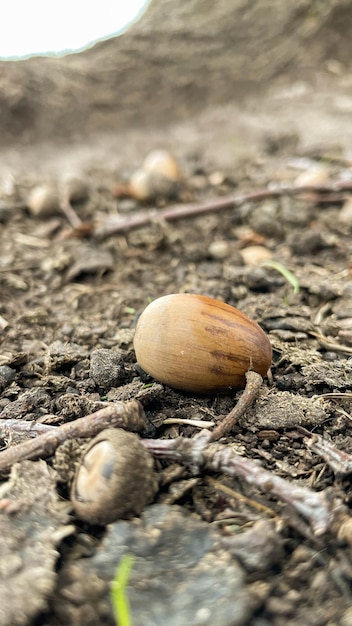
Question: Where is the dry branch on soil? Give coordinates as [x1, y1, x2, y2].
[94, 181, 352, 239]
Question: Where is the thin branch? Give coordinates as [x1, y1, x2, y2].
[205, 474, 277, 518]
[142, 434, 335, 536]
[0, 398, 344, 538]
[94, 182, 352, 239]
[0, 420, 56, 438]
[309, 331, 352, 355]
[0, 400, 147, 474]
[60, 192, 82, 228]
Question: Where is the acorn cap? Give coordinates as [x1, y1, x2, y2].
[71, 428, 158, 525]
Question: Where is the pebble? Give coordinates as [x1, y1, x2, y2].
[89, 348, 125, 389]
[240, 245, 273, 266]
[0, 365, 16, 391]
[208, 240, 230, 259]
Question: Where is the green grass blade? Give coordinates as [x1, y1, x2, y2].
[110, 554, 134, 626]
[262, 260, 300, 294]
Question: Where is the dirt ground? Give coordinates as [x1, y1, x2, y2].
[1, 36, 352, 626]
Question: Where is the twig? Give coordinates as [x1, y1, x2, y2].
[162, 417, 215, 428]
[299, 427, 352, 476]
[0, 420, 56, 438]
[209, 371, 263, 441]
[0, 399, 342, 537]
[95, 182, 352, 239]
[60, 192, 82, 229]
[142, 434, 335, 536]
[309, 330, 352, 355]
[205, 475, 277, 518]
[0, 400, 147, 474]
[314, 393, 352, 400]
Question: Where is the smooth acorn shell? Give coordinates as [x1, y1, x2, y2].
[133, 294, 272, 393]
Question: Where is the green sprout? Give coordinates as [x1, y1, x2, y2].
[262, 260, 300, 295]
[110, 554, 134, 626]
[141, 382, 155, 389]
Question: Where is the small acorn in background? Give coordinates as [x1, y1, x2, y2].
[128, 168, 153, 202]
[143, 149, 180, 182]
[117, 149, 181, 202]
[27, 183, 61, 217]
[71, 428, 158, 525]
[294, 167, 329, 188]
[133, 294, 272, 394]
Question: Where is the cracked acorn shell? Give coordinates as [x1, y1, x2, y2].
[71, 428, 158, 525]
[133, 294, 272, 394]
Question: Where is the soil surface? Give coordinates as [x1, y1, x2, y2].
[1, 18, 352, 626]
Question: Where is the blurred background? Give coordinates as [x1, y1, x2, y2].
[1, 0, 352, 164]
[0, 0, 149, 58]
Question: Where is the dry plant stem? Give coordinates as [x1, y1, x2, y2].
[0, 420, 56, 438]
[60, 193, 82, 228]
[142, 435, 334, 536]
[205, 475, 277, 518]
[0, 400, 147, 474]
[309, 331, 352, 355]
[209, 371, 263, 441]
[95, 182, 352, 239]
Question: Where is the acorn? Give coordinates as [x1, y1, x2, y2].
[294, 167, 329, 188]
[128, 150, 181, 201]
[133, 294, 272, 394]
[143, 149, 180, 182]
[128, 168, 153, 202]
[71, 428, 158, 525]
[27, 184, 60, 217]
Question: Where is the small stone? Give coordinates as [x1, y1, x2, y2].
[248, 201, 285, 238]
[208, 240, 230, 259]
[118, 198, 139, 212]
[222, 520, 283, 572]
[208, 171, 225, 186]
[0, 365, 16, 391]
[240, 245, 273, 266]
[90, 348, 125, 389]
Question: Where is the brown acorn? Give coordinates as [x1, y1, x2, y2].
[127, 150, 181, 201]
[133, 294, 272, 394]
